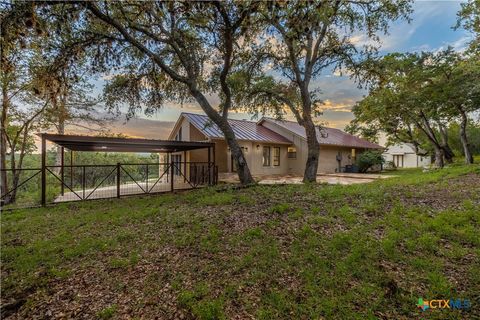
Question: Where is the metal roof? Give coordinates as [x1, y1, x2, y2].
[182, 113, 293, 145]
[258, 118, 383, 149]
[39, 133, 214, 153]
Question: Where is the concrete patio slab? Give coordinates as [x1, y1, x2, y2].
[218, 172, 390, 185]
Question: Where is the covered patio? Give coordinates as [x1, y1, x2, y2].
[39, 133, 217, 206]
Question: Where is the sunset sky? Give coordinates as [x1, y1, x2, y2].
[81, 1, 472, 140]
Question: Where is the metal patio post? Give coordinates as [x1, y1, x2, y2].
[170, 159, 174, 192]
[213, 144, 216, 184]
[41, 134, 46, 206]
[183, 151, 187, 183]
[60, 147, 64, 196]
[207, 146, 211, 185]
[70, 150, 73, 188]
[117, 162, 121, 198]
[166, 153, 170, 183]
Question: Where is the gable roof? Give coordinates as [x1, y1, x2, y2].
[179, 112, 293, 145]
[170, 112, 382, 149]
[258, 118, 383, 149]
[405, 143, 428, 155]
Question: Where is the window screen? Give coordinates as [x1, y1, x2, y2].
[273, 147, 280, 166]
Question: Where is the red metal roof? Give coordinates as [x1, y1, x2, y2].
[259, 118, 383, 149]
[182, 113, 292, 144]
[179, 113, 381, 149]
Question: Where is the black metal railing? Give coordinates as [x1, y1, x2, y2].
[1, 162, 218, 209]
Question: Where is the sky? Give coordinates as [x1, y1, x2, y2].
[76, 1, 471, 140]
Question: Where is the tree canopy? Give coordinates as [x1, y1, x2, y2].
[349, 49, 480, 167]
[238, 0, 412, 181]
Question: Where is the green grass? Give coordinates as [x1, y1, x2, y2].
[97, 305, 117, 319]
[1, 163, 479, 319]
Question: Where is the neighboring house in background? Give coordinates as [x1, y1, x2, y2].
[167, 112, 382, 175]
[382, 143, 431, 168]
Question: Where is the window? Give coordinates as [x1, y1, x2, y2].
[263, 146, 271, 166]
[273, 147, 280, 166]
[175, 127, 182, 141]
[393, 155, 404, 168]
[287, 147, 297, 159]
[351, 148, 356, 160]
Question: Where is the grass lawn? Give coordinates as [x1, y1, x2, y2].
[1, 163, 479, 319]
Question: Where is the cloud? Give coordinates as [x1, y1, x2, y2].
[438, 35, 472, 52]
[106, 117, 175, 139]
[319, 110, 355, 129]
[64, 113, 176, 140]
[371, 1, 450, 52]
[311, 76, 365, 104]
[319, 99, 356, 113]
[411, 34, 472, 53]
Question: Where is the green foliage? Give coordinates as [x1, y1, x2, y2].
[268, 203, 292, 214]
[350, 49, 480, 165]
[456, 0, 480, 52]
[447, 119, 480, 156]
[97, 305, 117, 319]
[238, 0, 412, 181]
[356, 150, 385, 173]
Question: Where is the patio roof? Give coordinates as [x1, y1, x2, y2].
[39, 133, 214, 153]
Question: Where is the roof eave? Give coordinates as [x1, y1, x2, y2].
[167, 113, 187, 140]
[210, 137, 292, 145]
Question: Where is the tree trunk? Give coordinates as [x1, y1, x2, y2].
[7, 170, 20, 204]
[442, 146, 454, 163]
[0, 131, 6, 202]
[303, 119, 320, 182]
[54, 93, 66, 172]
[3, 137, 18, 204]
[433, 146, 445, 168]
[297, 79, 320, 183]
[438, 124, 454, 163]
[416, 116, 446, 169]
[1, 84, 9, 203]
[189, 88, 254, 185]
[459, 112, 474, 164]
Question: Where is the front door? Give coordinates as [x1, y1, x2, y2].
[393, 155, 404, 168]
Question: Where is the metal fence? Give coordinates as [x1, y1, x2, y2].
[1, 162, 218, 210]
[0, 168, 42, 210]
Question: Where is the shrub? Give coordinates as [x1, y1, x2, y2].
[356, 150, 385, 173]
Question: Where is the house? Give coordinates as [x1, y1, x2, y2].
[167, 112, 383, 175]
[382, 143, 431, 168]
